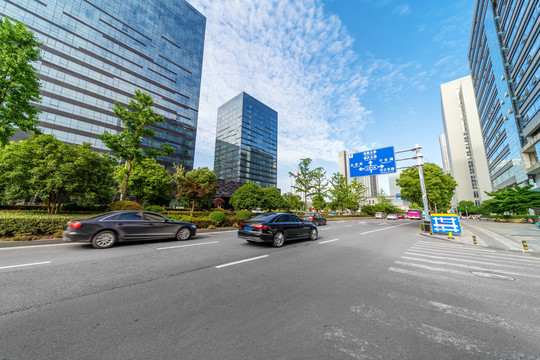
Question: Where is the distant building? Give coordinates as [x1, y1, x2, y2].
[468, 0, 540, 190]
[2, 0, 205, 170]
[439, 134, 451, 174]
[214, 92, 277, 188]
[338, 150, 379, 198]
[440, 76, 492, 208]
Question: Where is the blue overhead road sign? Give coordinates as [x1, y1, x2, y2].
[349, 146, 396, 177]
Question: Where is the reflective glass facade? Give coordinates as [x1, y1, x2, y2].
[214, 92, 277, 188]
[2, 0, 205, 170]
[469, 0, 530, 189]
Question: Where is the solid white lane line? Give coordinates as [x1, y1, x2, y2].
[319, 238, 339, 244]
[215, 255, 268, 269]
[156, 241, 218, 250]
[345, 225, 353, 228]
[361, 223, 409, 235]
[319, 228, 333, 231]
[412, 243, 497, 253]
[0, 261, 51, 270]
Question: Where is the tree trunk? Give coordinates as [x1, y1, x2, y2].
[121, 161, 132, 201]
[190, 202, 195, 217]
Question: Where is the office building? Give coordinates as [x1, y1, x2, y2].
[468, 0, 540, 189]
[2, 0, 205, 170]
[440, 76, 492, 208]
[214, 92, 278, 188]
[439, 134, 451, 174]
[338, 150, 379, 198]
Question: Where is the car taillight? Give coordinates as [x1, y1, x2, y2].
[253, 224, 266, 230]
[309, 217, 313, 220]
[67, 222, 82, 228]
[239, 222, 243, 227]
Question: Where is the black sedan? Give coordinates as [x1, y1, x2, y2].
[238, 212, 318, 247]
[301, 212, 327, 226]
[62, 211, 196, 249]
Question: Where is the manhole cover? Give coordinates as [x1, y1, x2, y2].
[470, 271, 515, 281]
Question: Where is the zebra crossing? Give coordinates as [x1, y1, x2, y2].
[325, 239, 540, 359]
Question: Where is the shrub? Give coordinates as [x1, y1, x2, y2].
[235, 210, 251, 219]
[209, 211, 227, 227]
[144, 205, 165, 213]
[0, 213, 94, 238]
[108, 200, 143, 211]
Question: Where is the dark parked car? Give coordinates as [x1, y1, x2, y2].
[238, 212, 318, 247]
[301, 212, 327, 226]
[62, 211, 196, 249]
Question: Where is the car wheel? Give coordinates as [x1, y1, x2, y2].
[176, 227, 191, 241]
[91, 230, 117, 249]
[313, 220, 319, 226]
[309, 228, 318, 240]
[272, 231, 285, 247]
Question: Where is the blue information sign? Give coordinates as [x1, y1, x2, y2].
[349, 146, 396, 177]
[430, 214, 462, 234]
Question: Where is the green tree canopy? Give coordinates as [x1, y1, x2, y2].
[230, 183, 263, 211]
[329, 172, 349, 211]
[98, 90, 173, 200]
[261, 187, 284, 211]
[289, 158, 314, 211]
[174, 166, 218, 215]
[457, 200, 478, 215]
[482, 184, 540, 214]
[309, 167, 328, 212]
[347, 178, 367, 211]
[114, 158, 173, 207]
[282, 192, 303, 211]
[0, 18, 42, 145]
[0, 134, 115, 213]
[396, 163, 457, 212]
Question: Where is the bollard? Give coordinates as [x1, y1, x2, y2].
[448, 231, 453, 239]
[522, 241, 529, 250]
[430, 228, 433, 235]
[473, 235, 477, 245]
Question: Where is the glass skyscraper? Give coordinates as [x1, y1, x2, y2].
[469, 0, 540, 189]
[1, 0, 205, 170]
[214, 92, 278, 188]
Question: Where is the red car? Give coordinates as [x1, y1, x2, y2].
[397, 214, 405, 219]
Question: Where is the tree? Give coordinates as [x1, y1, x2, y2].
[457, 200, 477, 216]
[289, 158, 314, 211]
[175, 166, 218, 216]
[482, 184, 540, 214]
[213, 197, 225, 209]
[0, 134, 115, 213]
[98, 90, 173, 201]
[114, 158, 173, 207]
[347, 178, 367, 212]
[309, 167, 328, 212]
[261, 187, 284, 210]
[230, 183, 263, 210]
[282, 192, 303, 211]
[396, 163, 457, 213]
[329, 172, 348, 211]
[0, 18, 42, 145]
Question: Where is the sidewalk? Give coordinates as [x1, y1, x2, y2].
[421, 219, 540, 255]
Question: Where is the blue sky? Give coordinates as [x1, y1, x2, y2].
[190, 0, 475, 193]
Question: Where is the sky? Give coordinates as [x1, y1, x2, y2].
[189, 0, 475, 193]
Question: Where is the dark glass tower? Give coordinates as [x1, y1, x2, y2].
[1, 0, 205, 170]
[214, 92, 278, 188]
[469, 0, 540, 189]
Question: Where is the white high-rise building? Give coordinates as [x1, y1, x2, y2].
[440, 75, 492, 208]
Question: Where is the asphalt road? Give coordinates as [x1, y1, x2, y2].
[1, 219, 539, 359]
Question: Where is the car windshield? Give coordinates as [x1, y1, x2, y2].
[250, 213, 277, 222]
[303, 213, 315, 217]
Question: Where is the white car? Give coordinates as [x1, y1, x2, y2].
[386, 213, 398, 220]
[375, 212, 384, 219]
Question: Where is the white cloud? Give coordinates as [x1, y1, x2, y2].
[191, 0, 371, 171]
[393, 4, 411, 16]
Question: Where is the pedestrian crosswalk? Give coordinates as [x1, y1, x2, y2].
[325, 239, 540, 359]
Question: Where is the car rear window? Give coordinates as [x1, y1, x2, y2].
[303, 213, 315, 217]
[251, 213, 277, 222]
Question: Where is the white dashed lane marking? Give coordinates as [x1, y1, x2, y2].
[319, 238, 339, 244]
[215, 255, 269, 269]
[0, 261, 51, 270]
[156, 241, 218, 250]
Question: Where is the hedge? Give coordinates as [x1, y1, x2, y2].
[0, 213, 94, 238]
